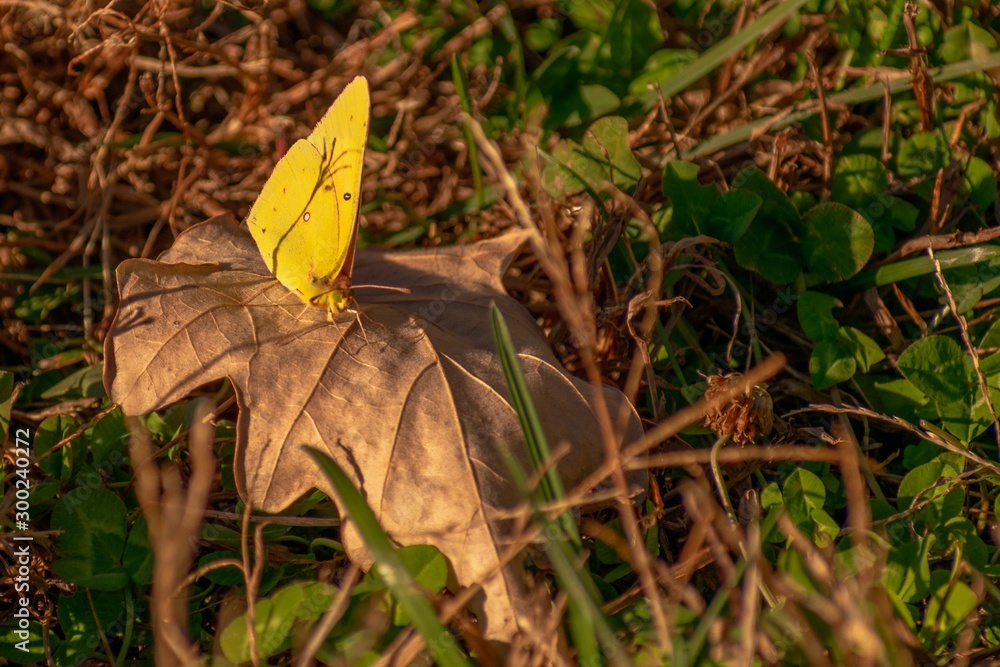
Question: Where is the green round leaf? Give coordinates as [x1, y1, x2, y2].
[730, 167, 804, 283]
[86, 408, 128, 468]
[920, 581, 978, 644]
[51, 487, 129, 590]
[963, 156, 997, 208]
[398, 544, 449, 592]
[123, 515, 154, 586]
[839, 326, 886, 372]
[35, 415, 79, 479]
[897, 459, 961, 512]
[897, 132, 949, 181]
[897, 335, 971, 404]
[56, 590, 127, 666]
[831, 154, 889, 209]
[886, 537, 932, 603]
[810, 339, 857, 389]
[662, 160, 718, 237]
[0, 624, 46, 663]
[938, 23, 997, 64]
[542, 116, 640, 197]
[797, 291, 843, 342]
[197, 551, 244, 586]
[783, 468, 826, 527]
[705, 189, 761, 243]
[800, 203, 874, 281]
[220, 582, 337, 663]
[734, 217, 802, 283]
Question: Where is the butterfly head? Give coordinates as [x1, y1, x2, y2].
[309, 273, 354, 315]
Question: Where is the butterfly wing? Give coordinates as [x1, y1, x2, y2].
[246, 139, 340, 304]
[303, 75, 370, 289]
[246, 76, 370, 310]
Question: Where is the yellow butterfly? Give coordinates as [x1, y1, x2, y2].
[247, 76, 370, 314]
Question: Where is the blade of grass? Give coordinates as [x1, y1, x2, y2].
[492, 304, 616, 664]
[499, 441, 634, 666]
[843, 245, 1000, 290]
[0, 371, 13, 442]
[686, 507, 780, 661]
[499, 447, 610, 666]
[2, 265, 106, 281]
[685, 51, 1000, 158]
[116, 589, 135, 667]
[490, 303, 580, 547]
[305, 448, 472, 667]
[451, 56, 484, 212]
[656, 0, 811, 101]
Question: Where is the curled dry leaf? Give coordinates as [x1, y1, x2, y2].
[103, 215, 644, 641]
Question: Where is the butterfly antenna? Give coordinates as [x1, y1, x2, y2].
[353, 284, 412, 295]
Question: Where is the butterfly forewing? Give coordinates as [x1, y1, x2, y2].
[304, 76, 370, 286]
[246, 140, 340, 304]
[245, 76, 370, 310]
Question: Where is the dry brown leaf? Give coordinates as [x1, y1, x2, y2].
[103, 214, 644, 640]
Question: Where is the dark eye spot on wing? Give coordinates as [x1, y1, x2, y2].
[304, 211, 311, 222]
[343, 193, 351, 201]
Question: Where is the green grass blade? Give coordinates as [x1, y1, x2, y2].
[498, 445, 625, 666]
[489, 303, 580, 545]
[491, 304, 623, 663]
[545, 535, 622, 665]
[685, 51, 1000, 158]
[0, 370, 13, 442]
[305, 448, 472, 667]
[658, 0, 810, 100]
[844, 245, 1000, 290]
[451, 56, 484, 211]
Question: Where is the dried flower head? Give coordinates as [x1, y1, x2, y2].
[702, 373, 775, 446]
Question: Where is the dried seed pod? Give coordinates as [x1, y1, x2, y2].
[702, 373, 775, 446]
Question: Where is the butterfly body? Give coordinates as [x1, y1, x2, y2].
[247, 76, 370, 314]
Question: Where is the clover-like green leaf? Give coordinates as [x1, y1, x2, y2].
[543, 117, 642, 198]
[51, 488, 129, 591]
[810, 339, 857, 390]
[800, 203, 874, 282]
[897, 335, 972, 404]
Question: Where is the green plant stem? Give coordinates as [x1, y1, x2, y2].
[87, 588, 117, 667]
[709, 434, 738, 525]
[709, 436, 780, 610]
[653, 318, 689, 388]
[116, 589, 134, 667]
